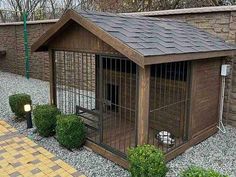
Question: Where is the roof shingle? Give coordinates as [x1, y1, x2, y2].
[77, 10, 236, 57]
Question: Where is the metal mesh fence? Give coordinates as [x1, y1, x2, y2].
[54, 50, 138, 156]
[148, 61, 190, 153]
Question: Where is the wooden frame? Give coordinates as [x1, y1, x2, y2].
[137, 66, 150, 145]
[32, 9, 228, 170]
[49, 49, 57, 105]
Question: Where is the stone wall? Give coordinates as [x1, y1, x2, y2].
[0, 20, 56, 81]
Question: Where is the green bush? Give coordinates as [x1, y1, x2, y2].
[181, 166, 228, 177]
[56, 114, 86, 149]
[33, 104, 60, 137]
[128, 144, 168, 177]
[9, 93, 32, 118]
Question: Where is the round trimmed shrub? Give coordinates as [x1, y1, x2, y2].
[56, 114, 86, 149]
[181, 166, 228, 177]
[128, 144, 168, 177]
[9, 93, 32, 118]
[33, 104, 60, 137]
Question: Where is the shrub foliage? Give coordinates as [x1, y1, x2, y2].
[33, 104, 60, 137]
[128, 144, 168, 177]
[56, 114, 86, 149]
[181, 166, 228, 177]
[9, 93, 32, 118]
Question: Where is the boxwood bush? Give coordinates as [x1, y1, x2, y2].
[33, 104, 60, 137]
[181, 166, 228, 177]
[56, 114, 86, 149]
[9, 93, 32, 118]
[128, 144, 168, 177]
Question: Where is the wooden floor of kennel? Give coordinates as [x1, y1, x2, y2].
[30, 10, 236, 169]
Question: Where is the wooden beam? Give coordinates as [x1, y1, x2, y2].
[144, 50, 236, 65]
[165, 124, 218, 161]
[137, 66, 150, 145]
[85, 140, 129, 169]
[85, 125, 218, 168]
[49, 49, 56, 105]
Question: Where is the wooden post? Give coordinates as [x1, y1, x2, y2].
[137, 66, 150, 145]
[49, 49, 56, 105]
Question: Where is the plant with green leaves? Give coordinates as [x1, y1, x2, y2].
[56, 114, 86, 149]
[181, 166, 228, 177]
[33, 104, 60, 137]
[128, 144, 168, 177]
[9, 93, 32, 118]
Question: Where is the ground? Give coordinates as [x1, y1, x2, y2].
[0, 120, 84, 177]
[0, 71, 236, 177]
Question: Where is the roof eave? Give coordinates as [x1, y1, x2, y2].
[69, 10, 145, 67]
[31, 10, 74, 52]
[144, 49, 236, 65]
[31, 9, 145, 67]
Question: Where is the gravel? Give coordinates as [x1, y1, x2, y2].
[0, 71, 236, 177]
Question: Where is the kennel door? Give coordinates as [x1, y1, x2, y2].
[99, 55, 138, 157]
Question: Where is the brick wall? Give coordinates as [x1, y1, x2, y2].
[1, 7, 236, 126]
[0, 20, 56, 81]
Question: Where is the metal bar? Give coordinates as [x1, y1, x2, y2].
[23, 11, 30, 79]
[54, 50, 140, 157]
[134, 62, 138, 148]
[99, 55, 103, 144]
[76, 106, 99, 116]
[118, 58, 122, 151]
[114, 57, 117, 149]
[150, 99, 187, 113]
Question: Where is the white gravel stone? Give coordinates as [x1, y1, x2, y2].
[1, 71, 236, 177]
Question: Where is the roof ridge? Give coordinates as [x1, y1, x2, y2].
[73, 9, 183, 22]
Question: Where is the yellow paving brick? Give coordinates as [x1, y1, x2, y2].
[33, 172, 47, 177]
[0, 170, 10, 177]
[55, 159, 65, 165]
[4, 168, 15, 174]
[47, 161, 57, 168]
[0, 121, 85, 177]
[22, 172, 33, 177]
[60, 171, 73, 177]
[55, 168, 67, 174]
[18, 168, 29, 174]
[41, 168, 54, 174]
[66, 167, 77, 174]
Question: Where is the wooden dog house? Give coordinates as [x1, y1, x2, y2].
[32, 10, 236, 168]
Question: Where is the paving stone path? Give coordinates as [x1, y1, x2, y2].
[0, 120, 86, 177]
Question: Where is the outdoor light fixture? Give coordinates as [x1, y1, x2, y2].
[24, 104, 33, 129]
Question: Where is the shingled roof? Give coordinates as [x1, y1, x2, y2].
[32, 9, 236, 67]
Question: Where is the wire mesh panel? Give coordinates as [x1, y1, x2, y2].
[100, 56, 138, 156]
[148, 61, 190, 153]
[55, 50, 99, 142]
[54, 51, 138, 156]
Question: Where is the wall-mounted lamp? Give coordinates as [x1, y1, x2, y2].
[24, 104, 33, 129]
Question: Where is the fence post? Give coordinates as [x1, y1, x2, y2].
[23, 11, 30, 79]
[137, 65, 150, 145]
